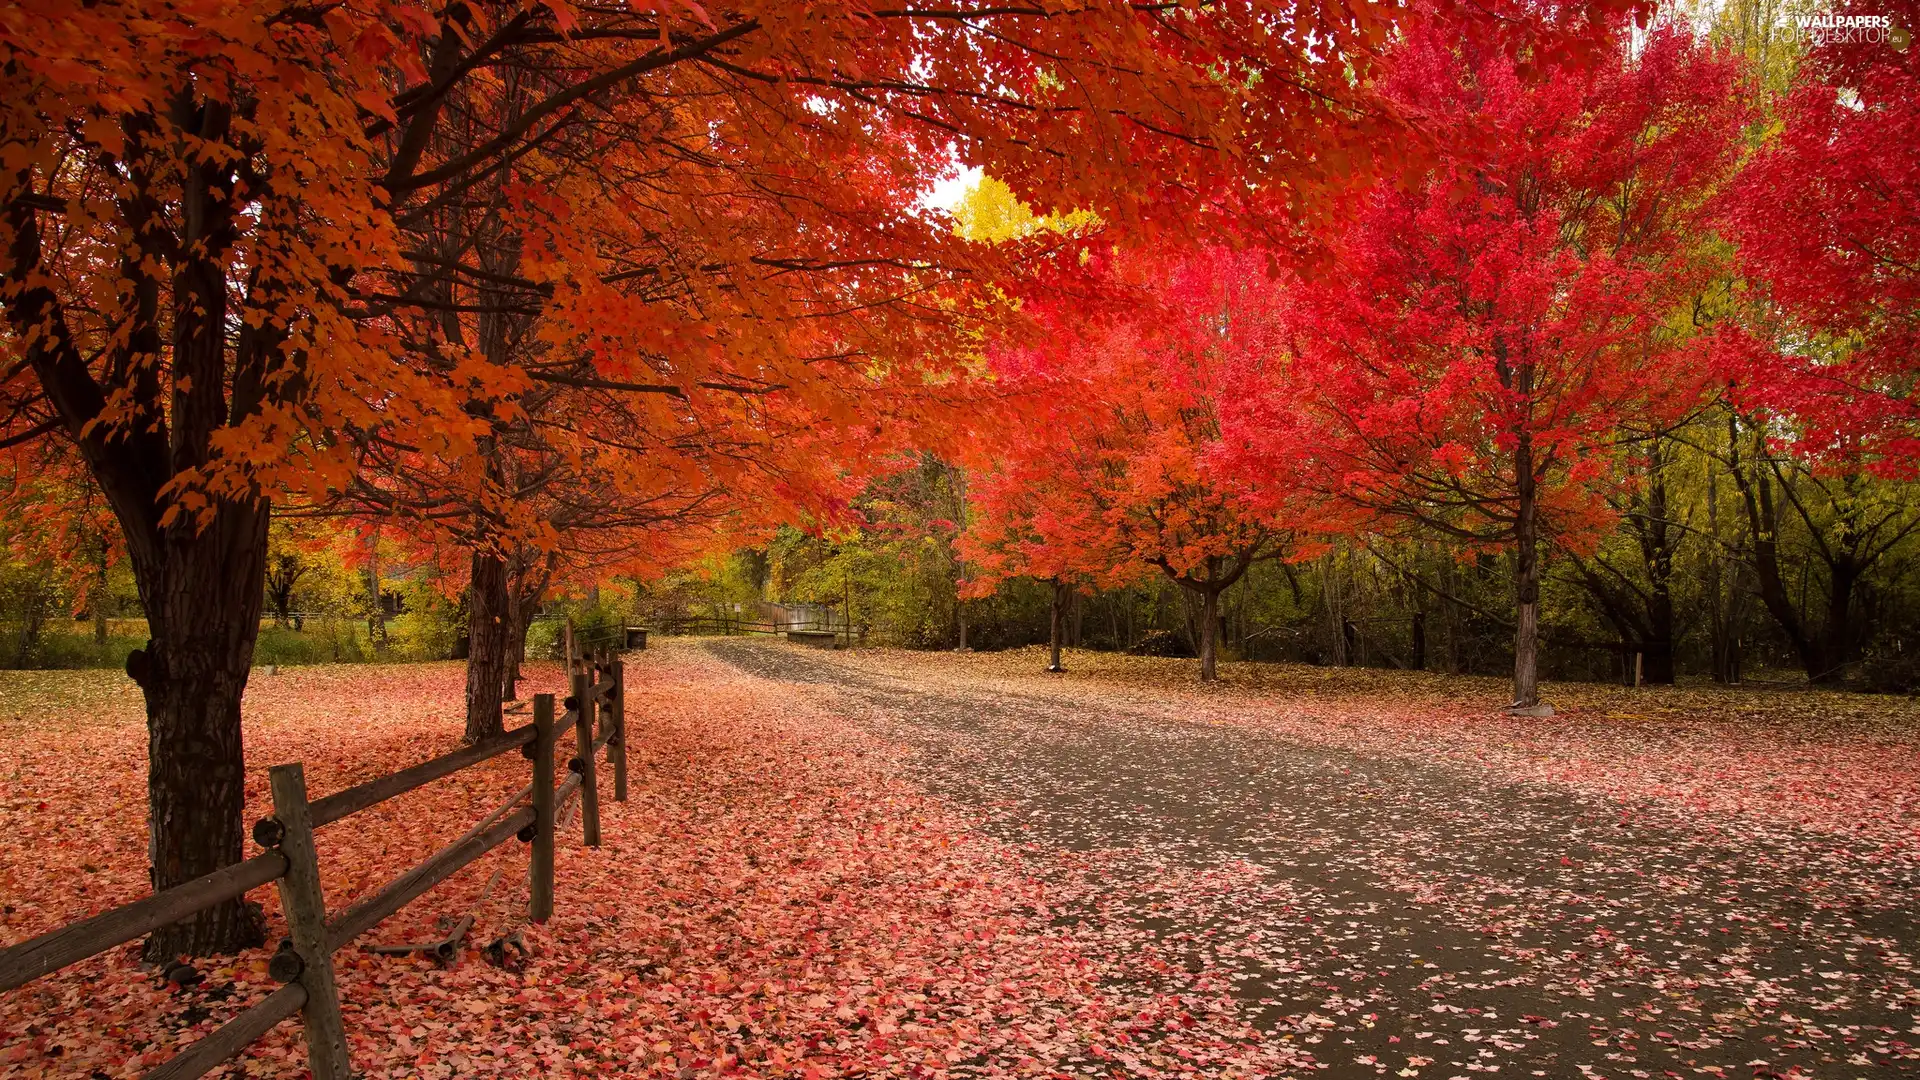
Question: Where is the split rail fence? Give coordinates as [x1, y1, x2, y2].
[0, 647, 631, 1080]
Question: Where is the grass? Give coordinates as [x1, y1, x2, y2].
[0, 616, 454, 670]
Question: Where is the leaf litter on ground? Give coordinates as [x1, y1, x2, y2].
[2, 647, 1306, 1078]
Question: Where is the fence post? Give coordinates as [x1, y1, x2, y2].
[530, 694, 556, 922]
[572, 669, 602, 847]
[267, 764, 353, 1080]
[611, 657, 628, 803]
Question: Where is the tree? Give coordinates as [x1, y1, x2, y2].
[1557, 439, 1689, 684]
[964, 246, 1313, 681]
[1718, 413, 1920, 683]
[1232, 21, 1747, 711]
[1722, 0, 1920, 471]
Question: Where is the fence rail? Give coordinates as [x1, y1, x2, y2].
[0, 646, 632, 1080]
[650, 614, 866, 644]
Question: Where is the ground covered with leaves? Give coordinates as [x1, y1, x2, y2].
[2, 642, 1916, 1078]
[770, 643, 1920, 1079]
[4, 645, 1297, 1078]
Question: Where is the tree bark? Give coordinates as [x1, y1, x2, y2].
[1321, 555, 1346, 666]
[132, 498, 272, 960]
[2, 95, 281, 958]
[465, 549, 511, 741]
[1198, 586, 1220, 682]
[1816, 560, 1861, 684]
[1511, 433, 1542, 710]
[90, 559, 110, 645]
[1047, 578, 1066, 672]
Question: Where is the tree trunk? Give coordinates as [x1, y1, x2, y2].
[1706, 456, 1738, 683]
[503, 553, 524, 701]
[465, 549, 511, 741]
[1814, 560, 1861, 685]
[1511, 439, 1542, 710]
[133, 499, 271, 961]
[1047, 578, 1066, 672]
[1733, 432, 1820, 679]
[505, 610, 535, 699]
[1321, 555, 1346, 666]
[90, 568, 109, 645]
[1411, 610, 1427, 671]
[1639, 445, 1677, 686]
[1198, 587, 1220, 682]
[6, 90, 291, 961]
[367, 533, 385, 646]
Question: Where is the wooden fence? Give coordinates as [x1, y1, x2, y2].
[652, 614, 866, 646]
[0, 648, 630, 1079]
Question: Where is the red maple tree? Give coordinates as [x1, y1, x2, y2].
[1223, 19, 1747, 711]
[963, 247, 1320, 681]
[1721, 0, 1920, 471]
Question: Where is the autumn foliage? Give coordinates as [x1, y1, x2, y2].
[1220, 20, 1748, 708]
[961, 246, 1322, 680]
[3, 0, 1914, 1001]
[1721, 0, 1920, 471]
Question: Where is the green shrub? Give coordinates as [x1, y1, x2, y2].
[526, 618, 562, 661]
[4, 629, 141, 670]
[254, 618, 373, 666]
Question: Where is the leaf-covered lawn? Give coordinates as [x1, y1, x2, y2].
[0, 646, 1298, 1078]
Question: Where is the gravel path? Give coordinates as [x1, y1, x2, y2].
[706, 639, 1919, 1080]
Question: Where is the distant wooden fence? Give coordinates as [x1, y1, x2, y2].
[653, 614, 865, 646]
[0, 649, 630, 1079]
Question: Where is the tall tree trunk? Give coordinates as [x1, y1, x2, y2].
[1640, 444, 1677, 685]
[367, 532, 385, 646]
[132, 499, 272, 960]
[1322, 555, 1346, 665]
[1730, 426, 1820, 679]
[1047, 578, 1066, 672]
[1706, 454, 1738, 683]
[7, 90, 285, 959]
[1411, 610, 1427, 671]
[465, 549, 511, 741]
[1512, 436, 1542, 710]
[1815, 560, 1861, 685]
[503, 552, 524, 700]
[1198, 586, 1220, 682]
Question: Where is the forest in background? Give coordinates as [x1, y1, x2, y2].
[13, 415, 1920, 693]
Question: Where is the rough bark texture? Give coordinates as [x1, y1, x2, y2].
[1198, 587, 1220, 682]
[135, 499, 272, 960]
[465, 549, 511, 742]
[1512, 433, 1541, 709]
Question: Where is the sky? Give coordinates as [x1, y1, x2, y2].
[921, 164, 983, 214]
